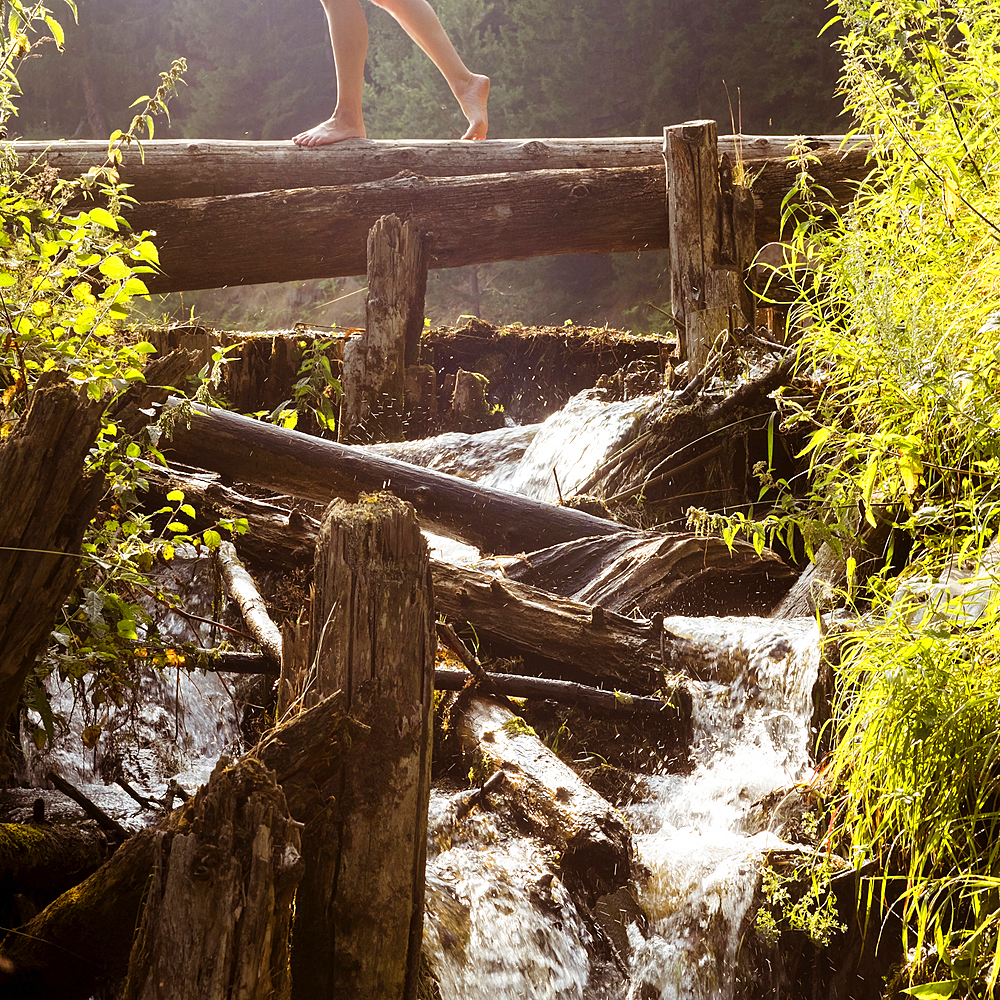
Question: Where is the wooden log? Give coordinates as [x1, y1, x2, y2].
[12, 135, 865, 201]
[0, 822, 111, 902]
[135, 166, 668, 294]
[341, 215, 428, 443]
[452, 693, 633, 899]
[492, 529, 795, 618]
[122, 758, 302, 1000]
[214, 541, 283, 667]
[292, 495, 434, 1000]
[0, 693, 367, 1000]
[160, 399, 626, 554]
[0, 371, 104, 732]
[432, 560, 666, 693]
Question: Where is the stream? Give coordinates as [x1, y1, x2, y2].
[12, 386, 821, 998]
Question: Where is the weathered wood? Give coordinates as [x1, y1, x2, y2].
[122, 758, 302, 1000]
[665, 120, 726, 376]
[452, 693, 633, 898]
[0, 372, 104, 732]
[46, 771, 129, 843]
[214, 541, 283, 667]
[160, 398, 626, 553]
[292, 496, 434, 1000]
[342, 215, 428, 443]
[493, 529, 795, 618]
[0, 694, 367, 1000]
[135, 166, 668, 293]
[432, 560, 666, 692]
[13, 135, 865, 201]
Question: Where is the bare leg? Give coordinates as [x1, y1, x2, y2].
[373, 0, 489, 139]
[293, 0, 369, 146]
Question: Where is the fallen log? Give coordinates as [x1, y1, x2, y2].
[491, 529, 795, 618]
[0, 822, 111, 905]
[0, 372, 105, 732]
[0, 693, 367, 1000]
[160, 399, 625, 553]
[12, 135, 864, 201]
[432, 560, 666, 693]
[214, 541, 283, 667]
[451, 693, 633, 900]
[135, 166, 668, 293]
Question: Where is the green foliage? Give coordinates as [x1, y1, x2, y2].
[698, 1, 1000, 994]
[756, 857, 847, 948]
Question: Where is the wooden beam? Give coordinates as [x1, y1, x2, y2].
[135, 165, 668, 293]
[12, 135, 870, 201]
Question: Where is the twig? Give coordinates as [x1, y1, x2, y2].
[47, 770, 129, 843]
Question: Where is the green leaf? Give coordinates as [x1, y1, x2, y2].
[89, 207, 119, 231]
[98, 255, 130, 280]
[202, 529, 222, 550]
[901, 982, 958, 999]
[166, 489, 185, 502]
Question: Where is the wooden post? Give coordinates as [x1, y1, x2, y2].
[291, 494, 434, 1000]
[664, 120, 756, 377]
[341, 214, 428, 443]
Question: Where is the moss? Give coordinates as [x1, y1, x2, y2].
[500, 716, 536, 738]
[0, 824, 46, 852]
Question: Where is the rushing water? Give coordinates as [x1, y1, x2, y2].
[13, 386, 821, 997]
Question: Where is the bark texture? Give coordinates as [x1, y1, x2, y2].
[0, 372, 104, 733]
[161, 399, 624, 553]
[123, 758, 302, 1000]
[292, 495, 434, 1000]
[12, 135, 866, 202]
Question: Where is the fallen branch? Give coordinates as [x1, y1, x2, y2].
[214, 541, 282, 668]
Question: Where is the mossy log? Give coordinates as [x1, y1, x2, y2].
[0, 371, 104, 734]
[122, 758, 301, 1000]
[0, 693, 367, 1000]
[0, 822, 111, 905]
[452, 693, 633, 900]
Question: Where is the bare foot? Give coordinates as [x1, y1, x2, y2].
[455, 73, 489, 140]
[292, 117, 367, 147]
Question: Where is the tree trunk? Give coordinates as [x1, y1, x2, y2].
[451, 693, 633, 900]
[12, 135, 868, 202]
[161, 399, 625, 553]
[122, 758, 302, 1000]
[291, 495, 434, 1000]
[0, 822, 111, 904]
[0, 372, 104, 733]
[0, 693, 367, 1000]
[214, 541, 283, 667]
[135, 166, 668, 293]
[341, 215, 428, 443]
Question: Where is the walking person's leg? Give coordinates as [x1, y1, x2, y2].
[293, 0, 489, 146]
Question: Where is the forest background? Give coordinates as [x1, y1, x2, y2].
[12, 0, 844, 331]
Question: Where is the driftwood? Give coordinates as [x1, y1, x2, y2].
[291, 496, 434, 1000]
[0, 693, 367, 1000]
[45, 771, 129, 843]
[122, 758, 302, 1000]
[161, 399, 624, 553]
[214, 541, 283, 667]
[492, 529, 795, 618]
[452, 693, 632, 899]
[0, 372, 104, 732]
[12, 135, 865, 201]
